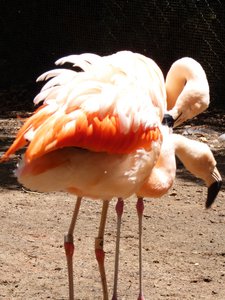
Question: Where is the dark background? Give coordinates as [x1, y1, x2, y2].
[0, 0, 225, 109]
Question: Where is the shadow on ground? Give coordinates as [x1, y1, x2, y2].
[0, 137, 23, 190]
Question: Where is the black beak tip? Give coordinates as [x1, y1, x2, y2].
[205, 180, 222, 209]
[162, 114, 175, 128]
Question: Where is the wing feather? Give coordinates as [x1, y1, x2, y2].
[2, 51, 165, 162]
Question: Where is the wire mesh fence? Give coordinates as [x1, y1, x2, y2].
[0, 0, 224, 108]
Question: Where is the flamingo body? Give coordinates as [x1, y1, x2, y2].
[1, 51, 166, 201]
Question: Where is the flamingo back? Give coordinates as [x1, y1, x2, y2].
[2, 51, 165, 163]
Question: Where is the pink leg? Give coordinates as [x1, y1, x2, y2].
[112, 198, 124, 300]
[64, 196, 82, 300]
[136, 197, 145, 300]
[95, 200, 110, 300]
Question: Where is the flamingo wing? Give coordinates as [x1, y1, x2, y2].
[2, 51, 166, 162]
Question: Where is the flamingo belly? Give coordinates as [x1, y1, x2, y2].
[16, 142, 161, 199]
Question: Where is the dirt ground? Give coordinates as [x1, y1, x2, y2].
[0, 109, 224, 300]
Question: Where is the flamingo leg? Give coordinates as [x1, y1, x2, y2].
[64, 196, 82, 300]
[95, 200, 110, 300]
[136, 197, 145, 300]
[112, 197, 124, 300]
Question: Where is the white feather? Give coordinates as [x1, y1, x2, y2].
[24, 128, 35, 141]
[33, 51, 166, 134]
[40, 70, 76, 91]
[36, 69, 71, 82]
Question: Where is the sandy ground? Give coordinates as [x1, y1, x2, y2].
[0, 110, 224, 300]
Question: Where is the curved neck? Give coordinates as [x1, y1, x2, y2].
[165, 57, 209, 127]
[166, 57, 208, 110]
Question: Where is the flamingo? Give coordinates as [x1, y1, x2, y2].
[111, 57, 222, 299]
[113, 127, 222, 300]
[1, 51, 166, 300]
[161, 56, 221, 207]
[1, 51, 222, 300]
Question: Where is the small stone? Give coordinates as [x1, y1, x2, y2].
[203, 277, 212, 282]
[218, 133, 225, 141]
[153, 260, 159, 263]
[199, 137, 207, 142]
[169, 192, 177, 196]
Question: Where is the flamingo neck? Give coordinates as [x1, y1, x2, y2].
[138, 126, 176, 198]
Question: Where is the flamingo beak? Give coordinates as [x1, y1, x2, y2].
[162, 114, 175, 127]
[206, 180, 222, 209]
